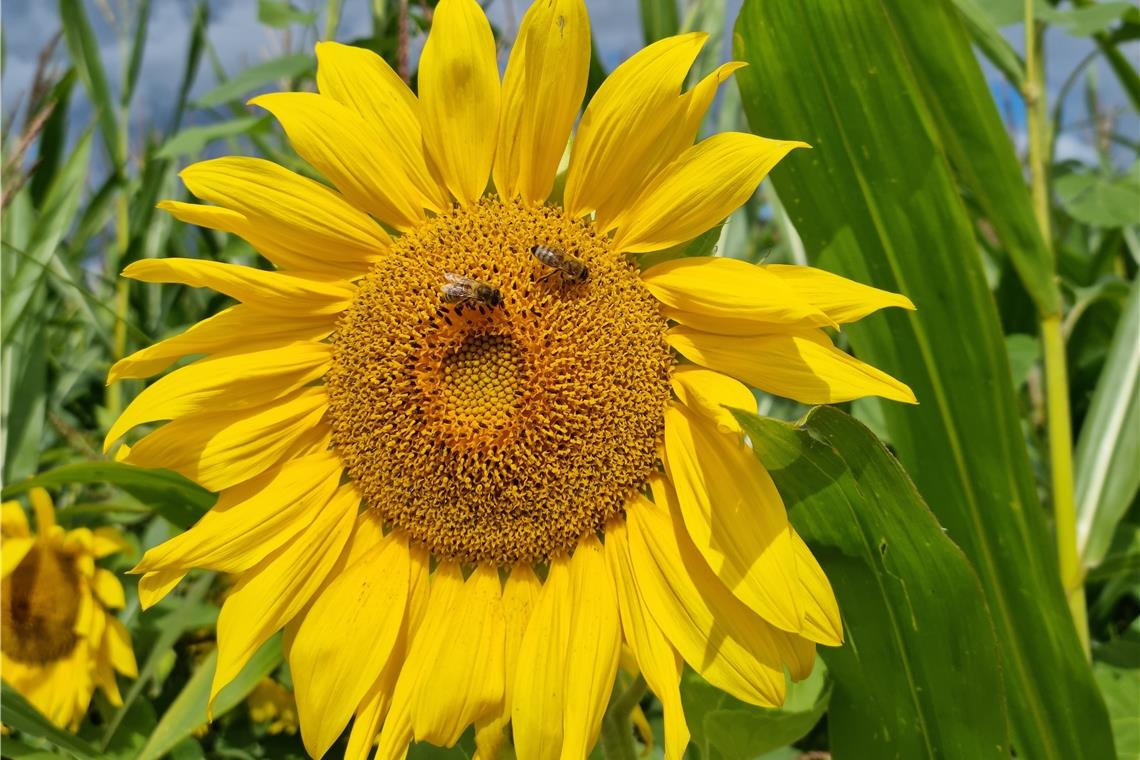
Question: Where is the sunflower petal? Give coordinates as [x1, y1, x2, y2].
[513, 536, 620, 760]
[105, 343, 330, 451]
[494, 0, 590, 203]
[92, 568, 126, 609]
[605, 519, 689, 760]
[212, 483, 357, 706]
[133, 452, 342, 576]
[663, 404, 805, 634]
[29, 488, 55, 533]
[123, 387, 330, 492]
[315, 42, 449, 211]
[611, 134, 807, 253]
[419, 0, 501, 205]
[2, 500, 29, 537]
[108, 305, 335, 384]
[105, 615, 138, 677]
[563, 32, 706, 223]
[765, 264, 916, 324]
[642, 256, 833, 331]
[290, 531, 411, 759]
[667, 326, 918, 405]
[138, 569, 187, 609]
[2, 537, 33, 577]
[670, 366, 755, 435]
[122, 258, 353, 315]
[250, 92, 431, 229]
[791, 530, 843, 646]
[628, 489, 809, 705]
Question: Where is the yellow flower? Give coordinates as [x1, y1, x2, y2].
[1, 488, 138, 730]
[247, 677, 299, 735]
[105, 0, 915, 757]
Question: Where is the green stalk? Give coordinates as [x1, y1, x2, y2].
[1024, 0, 1089, 655]
[599, 675, 647, 760]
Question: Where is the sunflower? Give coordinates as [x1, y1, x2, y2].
[105, 0, 915, 757]
[1, 488, 138, 730]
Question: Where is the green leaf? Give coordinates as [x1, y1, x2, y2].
[880, 0, 1059, 315]
[0, 682, 99, 759]
[1055, 165, 1140, 229]
[258, 0, 318, 27]
[170, 2, 209, 133]
[950, 0, 1025, 87]
[1005, 333, 1040, 391]
[681, 661, 830, 760]
[737, 407, 1008, 758]
[638, 0, 680, 44]
[1093, 661, 1140, 759]
[2, 461, 215, 529]
[1039, 2, 1139, 36]
[58, 0, 122, 169]
[122, 0, 152, 106]
[194, 53, 315, 109]
[156, 116, 270, 159]
[1076, 278, 1140, 569]
[734, 2, 1114, 757]
[137, 635, 283, 760]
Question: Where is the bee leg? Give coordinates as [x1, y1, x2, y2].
[536, 270, 558, 284]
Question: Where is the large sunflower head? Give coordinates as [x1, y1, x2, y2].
[106, 0, 915, 757]
[1, 488, 138, 730]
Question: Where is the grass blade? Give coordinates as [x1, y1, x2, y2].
[58, 0, 122, 169]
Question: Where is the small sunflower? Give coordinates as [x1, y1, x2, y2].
[1, 488, 138, 730]
[106, 0, 915, 757]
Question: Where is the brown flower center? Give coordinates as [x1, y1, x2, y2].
[326, 199, 672, 564]
[1, 544, 82, 665]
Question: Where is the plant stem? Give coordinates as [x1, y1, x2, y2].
[599, 675, 647, 760]
[1024, 0, 1089, 655]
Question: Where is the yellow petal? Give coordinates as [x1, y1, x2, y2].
[315, 42, 449, 212]
[791, 530, 843, 646]
[513, 536, 620, 760]
[398, 563, 506, 746]
[91, 527, 130, 558]
[290, 531, 411, 759]
[132, 452, 342, 576]
[108, 305, 335, 384]
[212, 483, 358, 706]
[663, 403, 805, 634]
[138, 569, 187, 609]
[30, 488, 55, 533]
[94, 630, 124, 707]
[667, 326, 918, 405]
[344, 660, 399, 760]
[122, 258, 353, 316]
[494, 0, 590, 203]
[2, 537, 33, 577]
[105, 615, 138, 677]
[419, 0, 501, 204]
[611, 134, 807, 254]
[670, 366, 755, 435]
[105, 343, 330, 451]
[641, 256, 834, 331]
[92, 568, 126, 609]
[627, 489, 805, 705]
[563, 32, 707, 223]
[2, 500, 29, 536]
[249, 93, 431, 229]
[765, 264, 916, 324]
[605, 520, 689, 760]
[123, 387, 330, 492]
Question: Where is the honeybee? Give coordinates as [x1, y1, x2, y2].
[530, 245, 588, 285]
[440, 273, 502, 309]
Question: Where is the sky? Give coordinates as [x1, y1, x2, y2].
[1, 0, 1136, 167]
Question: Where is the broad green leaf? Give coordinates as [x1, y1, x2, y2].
[58, 0, 122, 169]
[638, 0, 680, 44]
[737, 407, 1008, 758]
[734, 2, 1114, 757]
[681, 661, 830, 760]
[137, 635, 283, 760]
[1093, 661, 1140, 759]
[880, 0, 1059, 315]
[2, 461, 215, 529]
[1005, 333, 1040, 391]
[1055, 165, 1140, 229]
[194, 53, 314, 108]
[950, 0, 1024, 87]
[156, 116, 270, 159]
[0, 682, 99, 759]
[1039, 2, 1139, 36]
[1076, 278, 1140, 569]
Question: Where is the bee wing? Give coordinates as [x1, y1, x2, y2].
[443, 272, 475, 285]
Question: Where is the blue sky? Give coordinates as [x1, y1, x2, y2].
[2, 0, 1135, 166]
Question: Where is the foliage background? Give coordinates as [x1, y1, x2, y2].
[1, 0, 1137, 758]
